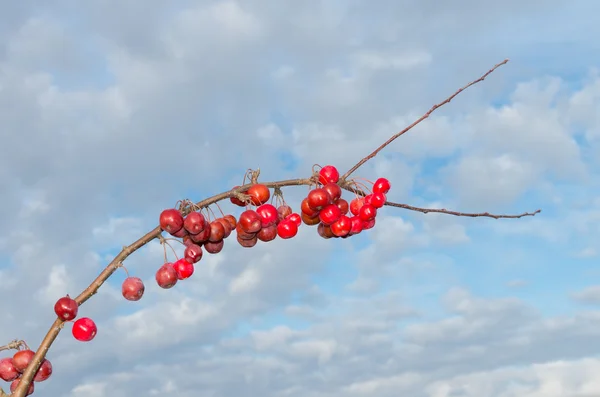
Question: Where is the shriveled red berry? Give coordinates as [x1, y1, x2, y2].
[121, 277, 145, 301]
[0, 358, 18, 381]
[72, 317, 97, 342]
[54, 295, 78, 321]
[319, 165, 340, 185]
[156, 263, 178, 289]
[373, 178, 391, 194]
[159, 208, 184, 235]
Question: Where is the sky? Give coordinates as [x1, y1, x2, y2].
[1, 1, 600, 396]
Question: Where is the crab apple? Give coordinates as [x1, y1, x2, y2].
[223, 214, 237, 229]
[301, 198, 319, 217]
[301, 212, 321, 226]
[33, 358, 53, 382]
[277, 205, 293, 222]
[0, 358, 18, 381]
[204, 240, 224, 254]
[171, 226, 188, 238]
[359, 204, 377, 221]
[350, 197, 365, 216]
[335, 198, 349, 215]
[319, 204, 341, 225]
[216, 218, 233, 238]
[190, 226, 211, 244]
[287, 213, 302, 227]
[239, 210, 262, 233]
[184, 243, 203, 263]
[277, 218, 298, 239]
[307, 188, 332, 210]
[258, 224, 278, 242]
[72, 317, 97, 342]
[183, 211, 206, 234]
[230, 186, 247, 207]
[317, 222, 334, 239]
[122, 276, 145, 301]
[11, 350, 34, 373]
[156, 263, 178, 289]
[331, 215, 352, 237]
[237, 233, 258, 247]
[208, 220, 225, 242]
[159, 208, 184, 235]
[182, 234, 194, 246]
[247, 184, 270, 205]
[367, 192, 386, 208]
[319, 165, 340, 185]
[257, 203, 278, 227]
[322, 183, 342, 202]
[236, 223, 257, 240]
[349, 216, 364, 235]
[10, 378, 34, 396]
[54, 295, 78, 321]
[363, 218, 376, 230]
[173, 258, 194, 280]
[373, 177, 391, 194]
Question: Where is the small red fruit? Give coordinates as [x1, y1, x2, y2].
[349, 216, 363, 235]
[256, 203, 279, 227]
[301, 198, 319, 217]
[184, 243, 203, 263]
[319, 204, 342, 225]
[307, 188, 332, 210]
[171, 226, 188, 238]
[204, 240, 224, 254]
[330, 215, 352, 237]
[247, 184, 270, 205]
[10, 378, 34, 395]
[277, 219, 298, 239]
[335, 198, 349, 215]
[190, 226, 211, 244]
[54, 295, 79, 321]
[159, 208, 184, 235]
[350, 197, 365, 216]
[183, 211, 206, 234]
[239, 210, 262, 233]
[11, 350, 34, 373]
[367, 192, 386, 208]
[301, 212, 321, 226]
[322, 182, 342, 202]
[121, 277, 145, 301]
[317, 223, 334, 239]
[33, 358, 53, 382]
[0, 358, 18, 381]
[223, 214, 237, 229]
[216, 218, 233, 238]
[319, 165, 340, 185]
[363, 218, 376, 230]
[156, 263, 178, 289]
[359, 204, 377, 221]
[230, 186, 247, 207]
[237, 234, 258, 247]
[373, 177, 391, 194]
[257, 224, 278, 242]
[209, 220, 225, 242]
[72, 317, 97, 342]
[173, 258, 194, 280]
[287, 213, 302, 227]
[277, 205, 293, 222]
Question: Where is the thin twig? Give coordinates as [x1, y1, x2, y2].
[340, 58, 510, 181]
[385, 201, 541, 219]
[0, 339, 28, 352]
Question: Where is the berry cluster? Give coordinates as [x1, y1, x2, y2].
[300, 165, 390, 238]
[0, 348, 52, 395]
[54, 295, 97, 342]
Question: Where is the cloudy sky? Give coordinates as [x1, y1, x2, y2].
[1, 1, 600, 396]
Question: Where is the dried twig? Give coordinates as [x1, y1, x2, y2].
[384, 201, 541, 219]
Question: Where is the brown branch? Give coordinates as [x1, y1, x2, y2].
[13, 178, 311, 397]
[0, 340, 28, 353]
[384, 201, 541, 219]
[340, 58, 510, 181]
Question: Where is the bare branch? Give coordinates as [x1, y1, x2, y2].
[0, 340, 28, 352]
[340, 58, 510, 181]
[385, 201, 541, 219]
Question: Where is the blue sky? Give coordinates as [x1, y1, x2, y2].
[2, 1, 600, 396]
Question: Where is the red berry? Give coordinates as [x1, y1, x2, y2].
[363, 218, 376, 230]
[239, 210, 262, 233]
[121, 277, 145, 301]
[183, 211, 206, 234]
[33, 358, 53, 382]
[257, 224, 278, 242]
[156, 263, 178, 289]
[256, 204, 278, 227]
[319, 204, 341, 225]
[307, 188, 332, 210]
[184, 243, 203, 263]
[277, 205, 293, 222]
[204, 240, 224, 254]
[190, 226, 211, 244]
[286, 213, 302, 227]
[247, 184, 270, 205]
[373, 178, 391, 194]
[330, 215, 352, 237]
[216, 218, 232, 238]
[10, 378, 34, 395]
[54, 295, 78, 321]
[230, 186, 247, 207]
[349, 197, 365, 216]
[317, 223, 334, 239]
[319, 165, 340, 185]
[171, 226, 188, 238]
[301, 212, 321, 226]
[237, 233, 258, 247]
[322, 183, 342, 202]
[72, 317, 97, 342]
[223, 214, 237, 229]
[349, 216, 363, 235]
[0, 358, 18, 381]
[301, 198, 319, 217]
[12, 350, 34, 373]
[359, 204, 377, 221]
[277, 219, 298, 239]
[368, 192, 386, 208]
[173, 258, 194, 279]
[335, 198, 349, 215]
[208, 220, 225, 242]
[159, 208, 184, 235]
